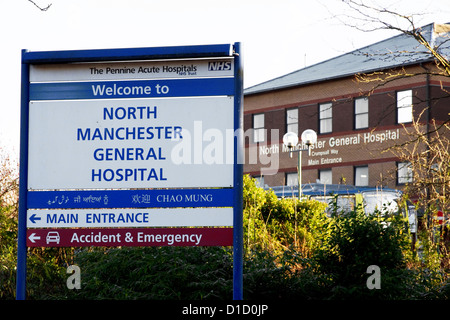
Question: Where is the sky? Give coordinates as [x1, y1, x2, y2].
[1, 0, 449, 158]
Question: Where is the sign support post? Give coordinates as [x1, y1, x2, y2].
[16, 50, 30, 301]
[16, 43, 243, 300]
[232, 42, 243, 300]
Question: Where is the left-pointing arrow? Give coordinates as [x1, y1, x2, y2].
[28, 233, 41, 243]
[29, 213, 41, 224]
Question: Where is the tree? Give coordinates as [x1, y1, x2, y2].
[340, 0, 450, 77]
[0, 147, 18, 208]
[388, 110, 450, 215]
[336, 1, 450, 93]
[0, 146, 19, 299]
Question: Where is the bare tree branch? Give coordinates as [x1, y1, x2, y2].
[339, 0, 450, 215]
[387, 109, 450, 213]
[28, 0, 52, 11]
[341, 0, 450, 77]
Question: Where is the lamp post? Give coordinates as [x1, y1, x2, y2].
[283, 129, 317, 198]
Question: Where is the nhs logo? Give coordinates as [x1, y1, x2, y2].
[208, 61, 232, 71]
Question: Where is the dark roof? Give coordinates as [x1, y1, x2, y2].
[245, 23, 450, 95]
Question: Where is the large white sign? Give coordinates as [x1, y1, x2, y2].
[24, 51, 239, 243]
[19, 44, 243, 301]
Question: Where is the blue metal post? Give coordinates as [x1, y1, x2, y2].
[232, 42, 244, 300]
[16, 50, 30, 300]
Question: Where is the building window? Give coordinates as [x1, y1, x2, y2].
[397, 162, 413, 184]
[355, 97, 369, 129]
[355, 166, 369, 186]
[286, 172, 298, 186]
[319, 169, 332, 184]
[319, 103, 332, 134]
[286, 108, 298, 135]
[397, 90, 413, 124]
[253, 113, 265, 143]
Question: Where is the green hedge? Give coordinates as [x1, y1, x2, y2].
[1, 175, 448, 299]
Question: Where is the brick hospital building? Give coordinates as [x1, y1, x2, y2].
[243, 22, 450, 190]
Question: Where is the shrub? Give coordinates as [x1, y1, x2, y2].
[243, 174, 328, 256]
[0, 202, 70, 299]
[310, 206, 433, 299]
[1, 173, 448, 300]
[0, 205, 18, 299]
[65, 246, 233, 300]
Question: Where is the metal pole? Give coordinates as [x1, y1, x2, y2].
[16, 50, 30, 300]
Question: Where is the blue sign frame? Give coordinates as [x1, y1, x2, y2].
[17, 43, 243, 300]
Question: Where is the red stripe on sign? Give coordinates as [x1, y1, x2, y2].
[26, 228, 233, 247]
